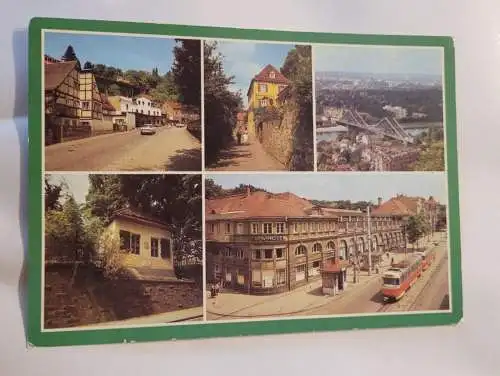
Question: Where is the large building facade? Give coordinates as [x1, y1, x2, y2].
[206, 189, 412, 295]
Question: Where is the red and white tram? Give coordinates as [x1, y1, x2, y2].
[415, 248, 436, 271]
[381, 254, 423, 301]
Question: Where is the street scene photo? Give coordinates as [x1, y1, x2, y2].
[204, 41, 314, 171]
[204, 173, 449, 321]
[43, 31, 202, 172]
[43, 173, 203, 329]
[315, 45, 445, 172]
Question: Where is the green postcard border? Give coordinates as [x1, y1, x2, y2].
[28, 17, 462, 347]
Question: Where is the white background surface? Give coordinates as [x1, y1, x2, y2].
[1, 0, 499, 374]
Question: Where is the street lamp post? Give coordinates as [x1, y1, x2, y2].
[402, 222, 408, 258]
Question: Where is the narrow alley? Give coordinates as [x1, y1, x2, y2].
[207, 136, 286, 171]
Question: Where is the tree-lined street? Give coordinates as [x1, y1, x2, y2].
[45, 126, 201, 171]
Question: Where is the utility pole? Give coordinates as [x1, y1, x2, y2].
[367, 204, 372, 276]
[403, 223, 408, 258]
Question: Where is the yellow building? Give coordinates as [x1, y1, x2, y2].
[246, 64, 290, 136]
[101, 207, 174, 272]
[79, 70, 110, 133]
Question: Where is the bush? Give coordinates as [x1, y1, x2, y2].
[96, 230, 127, 279]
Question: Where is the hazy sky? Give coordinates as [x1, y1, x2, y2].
[314, 44, 444, 76]
[206, 173, 448, 204]
[44, 31, 178, 75]
[48, 174, 89, 204]
[216, 41, 294, 107]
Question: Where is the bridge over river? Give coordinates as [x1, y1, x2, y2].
[316, 109, 443, 144]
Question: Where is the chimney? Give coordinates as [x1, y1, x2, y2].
[246, 185, 251, 197]
[377, 197, 382, 206]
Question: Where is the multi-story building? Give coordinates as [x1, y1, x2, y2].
[134, 95, 163, 126]
[162, 100, 184, 123]
[78, 69, 104, 130]
[107, 96, 137, 130]
[206, 189, 407, 294]
[246, 64, 290, 136]
[372, 194, 439, 233]
[44, 59, 81, 144]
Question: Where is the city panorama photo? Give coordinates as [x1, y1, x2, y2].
[43, 31, 202, 172]
[315, 44, 445, 172]
[204, 173, 450, 321]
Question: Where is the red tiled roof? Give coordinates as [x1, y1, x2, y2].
[372, 195, 424, 216]
[112, 207, 171, 230]
[206, 191, 361, 220]
[253, 64, 290, 85]
[44, 61, 77, 91]
[247, 64, 290, 97]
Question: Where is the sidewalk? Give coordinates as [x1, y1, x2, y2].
[206, 252, 408, 319]
[207, 136, 286, 171]
[80, 306, 203, 328]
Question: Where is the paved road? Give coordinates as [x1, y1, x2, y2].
[45, 126, 202, 172]
[207, 138, 286, 171]
[409, 253, 449, 311]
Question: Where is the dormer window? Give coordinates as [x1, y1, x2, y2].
[269, 71, 275, 79]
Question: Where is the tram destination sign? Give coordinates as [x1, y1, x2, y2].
[251, 235, 285, 242]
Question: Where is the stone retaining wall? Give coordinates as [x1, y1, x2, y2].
[44, 263, 202, 329]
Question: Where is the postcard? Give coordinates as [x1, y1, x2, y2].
[28, 17, 462, 347]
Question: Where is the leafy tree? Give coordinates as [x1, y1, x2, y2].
[150, 72, 179, 102]
[117, 175, 202, 261]
[85, 175, 127, 225]
[171, 39, 201, 107]
[97, 229, 126, 279]
[405, 214, 430, 247]
[107, 83, 121, 96]
[205, 179, 225, 199]
[280, 45, 313, 170]
[44, 176, 63, 212]
[45, 194, 85, 262]
[204, 41, 243, 164]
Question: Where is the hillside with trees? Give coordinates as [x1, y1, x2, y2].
[280, 45, 314, 171]
[316, 87, 443, 123]
[205, 179, 268, 199]
[61, 40, 201, 107]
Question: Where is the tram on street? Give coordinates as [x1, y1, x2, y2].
[415, 248, 436, 271]
[381, 254, 423, 301]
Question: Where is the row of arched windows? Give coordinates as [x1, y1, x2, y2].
[293, 233, 404, 259]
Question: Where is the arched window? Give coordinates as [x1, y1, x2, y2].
[295, 245, 306, 256]
[312, 243, 322, 253]
[339, 240, 348, 260]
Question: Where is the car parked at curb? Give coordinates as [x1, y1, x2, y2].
[140, 124, 156, 135]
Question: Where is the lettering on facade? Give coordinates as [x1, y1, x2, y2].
[252, 235, 285, 242]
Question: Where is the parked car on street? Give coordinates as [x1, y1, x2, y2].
[140, 124, 156, 135]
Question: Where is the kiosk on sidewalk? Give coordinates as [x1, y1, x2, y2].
[321, 260, 350, 296]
